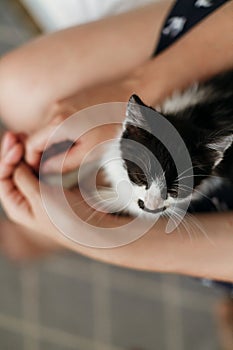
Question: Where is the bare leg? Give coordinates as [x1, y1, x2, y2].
[0, 1, 173, 132]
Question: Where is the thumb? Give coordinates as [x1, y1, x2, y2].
[25, 115, 67, 168]
[41, 142, 81, 174]
[13, 163, 40, 202]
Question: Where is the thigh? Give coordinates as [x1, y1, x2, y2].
[0, 1, 173, 131]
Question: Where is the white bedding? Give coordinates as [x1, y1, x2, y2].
[21, 0, 157, 32]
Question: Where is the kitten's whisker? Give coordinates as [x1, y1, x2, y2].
[128, 151, 152, 176]
[97, 186, 116, 191]
[71, 194, 103, 208]
[169, 209, 194, 242]
[72, 188, 118, 210]
[71, 202, 97, 221]
[212, 127, 233, 138]
[70, 198, 100, 218]
[85, 200, 115, 223]
[176, 210, 200, 243]
[176, 165, 199, 178]
[95, 208, 124, 225]
[173, 208, 197, 241]
[85, 209, 100, 223]
[85, 204, 116, 224]
[181, 217, 196, 242]
[187, 213, 215, 246]
[175, 207, 215, 246]
[177, 160, 221, 180]
[164, 211, 183, 240]
[177, 174, 220, 181]
[168, 209, 185, 233]
[95, 212, 109, 225]
[177, 184, 214, 203]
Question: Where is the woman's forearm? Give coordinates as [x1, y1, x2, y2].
[52, 2, 233, 120]
[62, 211, 233, 282]
[136, 0, 233, 105]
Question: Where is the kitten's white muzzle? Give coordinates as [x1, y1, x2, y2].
[144, 197, 164, 211]
[144, 183, 164, 211]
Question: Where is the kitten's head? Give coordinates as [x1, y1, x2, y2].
[119, 94, 232, 216]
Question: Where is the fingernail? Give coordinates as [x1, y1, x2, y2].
[4, 148, 16, 163]
[4, 145, 22, 164]
[1, 132, 14, 156]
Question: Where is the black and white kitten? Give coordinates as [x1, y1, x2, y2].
[102, 69, 233, 217]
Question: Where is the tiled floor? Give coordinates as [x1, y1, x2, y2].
[0, 1, 226, 350]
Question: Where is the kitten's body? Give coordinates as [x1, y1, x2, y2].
[102, 69, 233, 217]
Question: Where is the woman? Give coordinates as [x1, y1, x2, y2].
[0, 0, 232, 283]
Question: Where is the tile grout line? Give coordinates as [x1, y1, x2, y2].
[44, 260, 219, 312]
[0, 313, 124, 350]
[21, 266, 40, 350]
[161, 276, 185, 350]
[91, 263, 113, 350]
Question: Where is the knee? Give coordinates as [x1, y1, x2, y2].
[0, 51, 50, 132]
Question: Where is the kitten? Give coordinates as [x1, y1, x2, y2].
[101, 69, 233, 217]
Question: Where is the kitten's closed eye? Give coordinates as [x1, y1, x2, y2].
[160, 187, 168, 200]
[125, 161, 150, 189]
[168, 190, 178, 199]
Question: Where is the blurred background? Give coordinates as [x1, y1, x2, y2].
[0, 1, 230, 349]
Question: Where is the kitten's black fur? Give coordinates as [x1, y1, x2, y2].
[121, 69, 233, 200]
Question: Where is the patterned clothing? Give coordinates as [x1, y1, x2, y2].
[154, 0, 230, 56]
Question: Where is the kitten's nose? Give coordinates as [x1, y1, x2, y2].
[138, 199, 145, 209]
[138, 198, 161, 211]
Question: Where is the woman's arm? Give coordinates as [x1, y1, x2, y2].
[1, 135, 232, 282]
[79, 212, 233, 282]
[65, 0, 233, 110]
[58, 201, 233, 283]
[0, 1, 172, 132]
[138, 0, 233, 105]
[12, 172, 233, 283]
[18, 1, 233, 174]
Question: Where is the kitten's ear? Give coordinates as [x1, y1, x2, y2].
[125, 94, 150, 131]
[207, 135, 233, 167]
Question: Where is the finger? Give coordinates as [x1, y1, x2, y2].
[0, 176, 16, 199]
[0, 144, 24, 180]
[1, 132, 17, 157]
[25, 125, 53, 168]
[0, 161, 35, 223]
[25, 117, 66, 169]
[13, 163, 40, 201]
[0, 177, 30, 221]
[0, 163, 15, 180]
[41, 143, 81, 174]
[4, 143, 24, 165]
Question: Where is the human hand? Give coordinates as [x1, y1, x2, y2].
[0, 132, 117, 242]
[25, 114, 120, 174]
[0, 132, 24, 180]
[0, 132, 68, 244]
[0, 132, 50, 232]
[24, 70, 148, 175]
